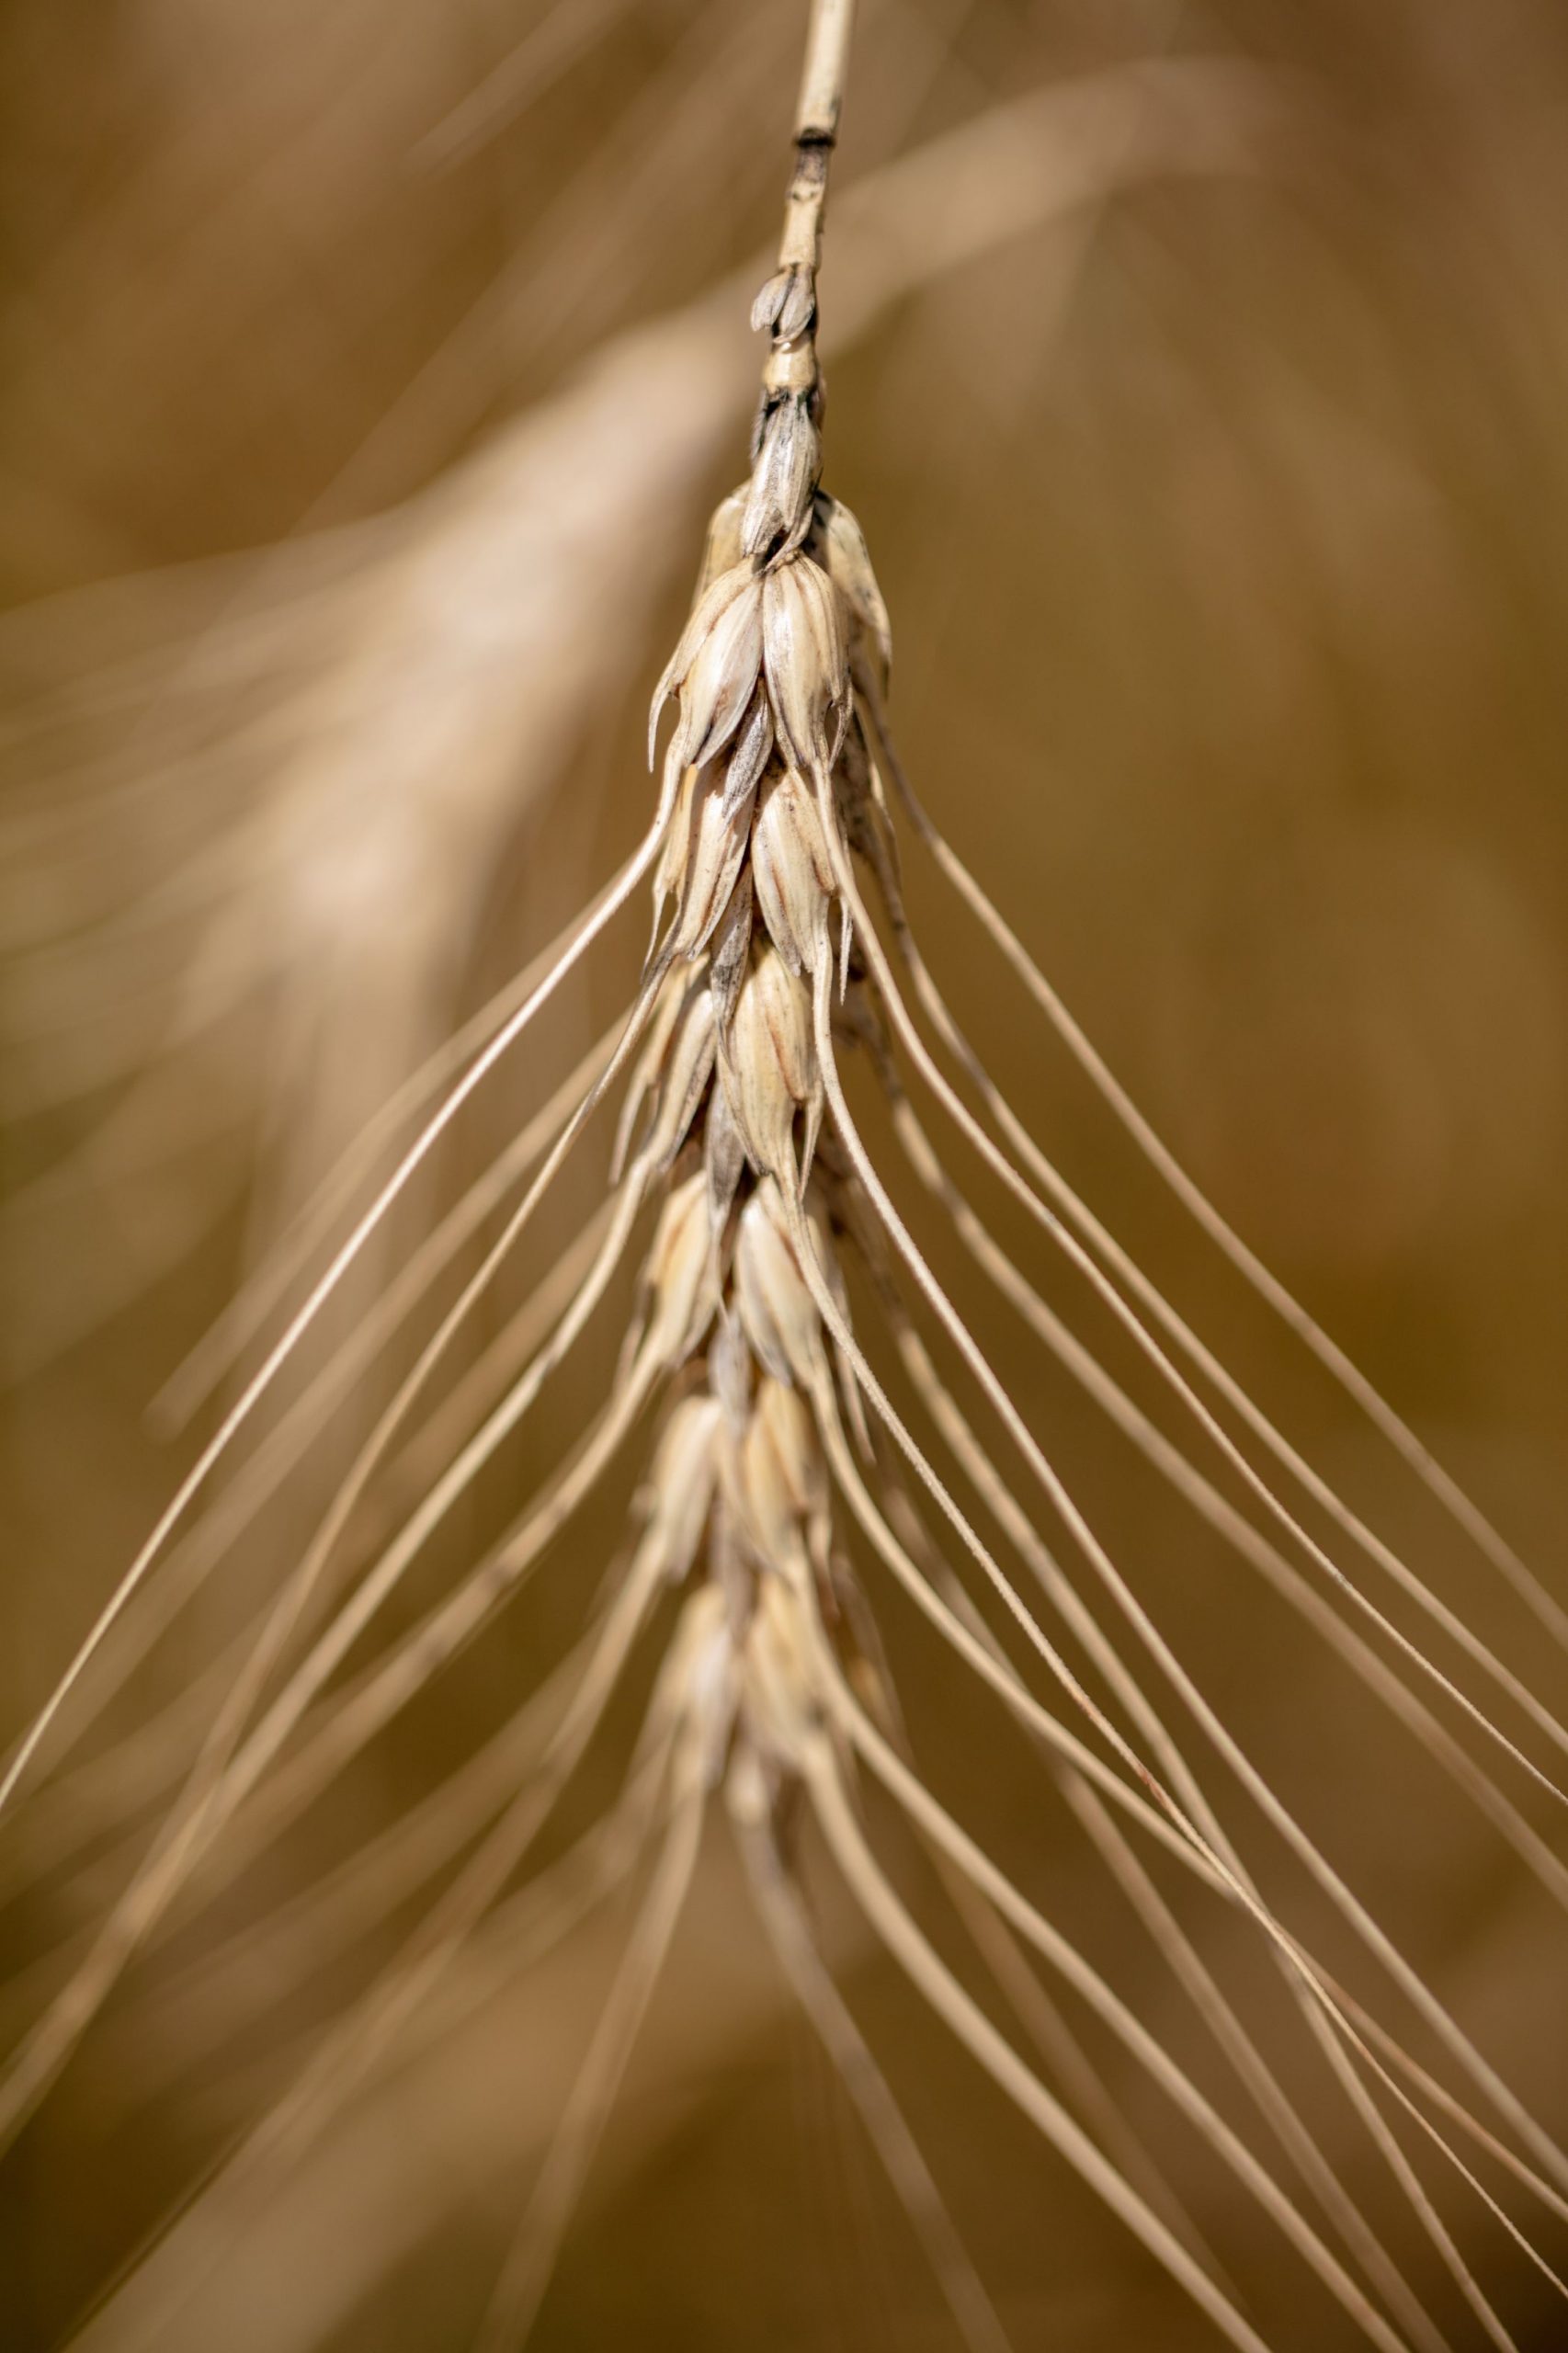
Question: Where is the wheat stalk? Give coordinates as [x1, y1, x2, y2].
[6, 9, 1568, 2347]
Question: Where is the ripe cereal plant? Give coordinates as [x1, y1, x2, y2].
[5, 6, 1568, 2348]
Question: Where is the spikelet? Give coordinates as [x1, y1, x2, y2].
[752, 762, 835, 974]
[720, 943, 820, 1193]
[762, 551, 850, 775]
[743, 394, 822, 562]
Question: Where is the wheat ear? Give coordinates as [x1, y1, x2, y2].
[17, 8, 1568, 2347]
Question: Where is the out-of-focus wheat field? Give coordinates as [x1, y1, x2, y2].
[3, 3, 1566, 2347]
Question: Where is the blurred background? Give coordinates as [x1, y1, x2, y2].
[2, 2, 1566, 2347]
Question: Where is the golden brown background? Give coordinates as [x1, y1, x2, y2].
[3, 2, 1566, 2347]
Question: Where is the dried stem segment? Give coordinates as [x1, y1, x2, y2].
[752, 0, 855, 447]
[795, 0, 854, 144]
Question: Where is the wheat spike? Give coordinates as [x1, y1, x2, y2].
[11, 8, 1568, 2347]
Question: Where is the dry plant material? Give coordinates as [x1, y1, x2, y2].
[6, 6, 1568, 2347]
